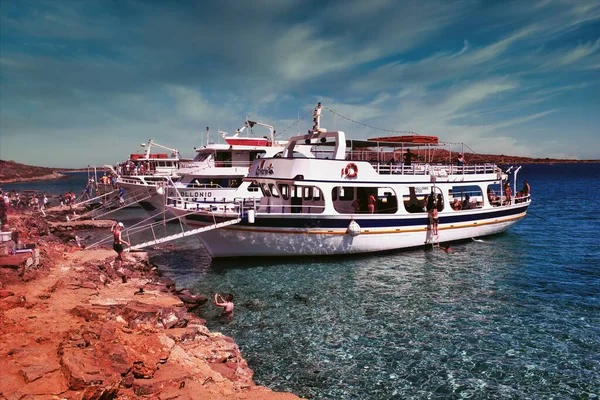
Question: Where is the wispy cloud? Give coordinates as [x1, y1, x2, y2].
[1, 0, 599, 166]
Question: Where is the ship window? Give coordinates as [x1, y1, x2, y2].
[332, 186, 398, 214]
[192, 153, 210, 162]
[248, 181, 260, 192]
[269, 184, 280, 198]
[486, 184, 501, 206]
[303, 187, 312, 200]
[448, 185, 483, 210]
[313, 187, 321, 200]
[279, 184, 290, 200]
[402, 186, 434, 213]
[262, 183, 272, 197]
[291, 185, 324, 214]
[216, 151, 232, 165]
[250, 151, 267, 161]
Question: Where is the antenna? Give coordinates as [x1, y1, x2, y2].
[206, 127, 209, 146]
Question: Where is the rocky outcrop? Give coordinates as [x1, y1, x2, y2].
[0, 211, 301, 399]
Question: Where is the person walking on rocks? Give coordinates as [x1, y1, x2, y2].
[111, 222, 130, 271]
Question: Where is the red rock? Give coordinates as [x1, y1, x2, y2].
[60, 347, 107, 390]
[81, 384, 119, 400]
[0, 289, 14, 298]
[132, 362, 191, 396]
[70, 305, 100, 321]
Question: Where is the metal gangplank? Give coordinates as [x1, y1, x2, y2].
[85, 210, 241, 251]
[129, 217, 241, 251]
[71, 186, 161, 221]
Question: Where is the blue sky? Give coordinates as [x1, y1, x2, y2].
[1, 0, 599, 167]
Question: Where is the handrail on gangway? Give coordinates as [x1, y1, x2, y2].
[128, 217, 241, 251]
[73, 189, 119, 209]
[70, 190, 153, 221]
[85, 208, 242, 251]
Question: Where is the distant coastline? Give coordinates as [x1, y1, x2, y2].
[0, 160, 78, 184]
[0, 172, 70, 184]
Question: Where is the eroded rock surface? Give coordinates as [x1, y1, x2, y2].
[0, 211, 301, 399]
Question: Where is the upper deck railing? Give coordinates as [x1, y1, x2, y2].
[179, 160, 254, 169]
[371, 162, 499, 176]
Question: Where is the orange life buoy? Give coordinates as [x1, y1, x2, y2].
[345, 163, 358, 178]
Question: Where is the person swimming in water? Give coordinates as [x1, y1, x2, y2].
[214, 293, 234, 316]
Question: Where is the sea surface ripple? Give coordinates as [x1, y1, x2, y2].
[6, 164, 600, 399]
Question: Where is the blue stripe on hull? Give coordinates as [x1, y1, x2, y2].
[185, 204, 529, 229]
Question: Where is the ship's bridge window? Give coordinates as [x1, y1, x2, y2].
[192, 153, 211, 162]
[278, 184, 290, 200]
[303, 186, 321, 201]
[250, 150, 267, 161]
[269, 184, 280, 198]
[261, 183, 272, 197]
[448, 185, 483, 210]
[248, 181, 260, 192]
[215, 151, 232, 166]
[285, 185, 324, 214]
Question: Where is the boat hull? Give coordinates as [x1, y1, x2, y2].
[179, 204, 529, 257]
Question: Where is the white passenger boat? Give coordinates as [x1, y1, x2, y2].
[115, 121, 313, 217]
[113, 139, 187, 214]
[166, 120, 314, 213]
[168, 107, 531, 258]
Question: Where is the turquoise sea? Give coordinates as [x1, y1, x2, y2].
[4, 164, 600, 399]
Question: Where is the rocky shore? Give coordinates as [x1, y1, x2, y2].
[0, 208, 301, 399]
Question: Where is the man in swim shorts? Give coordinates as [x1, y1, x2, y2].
[111, 222, 130, 271]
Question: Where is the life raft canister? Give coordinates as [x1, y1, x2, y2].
[345, 163, 358, 178]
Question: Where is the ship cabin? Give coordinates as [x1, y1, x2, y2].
[245, 130, 529, 218]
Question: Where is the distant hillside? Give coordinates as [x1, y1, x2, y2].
[0, 160, 71, 183]
[417, 150, 598, 165]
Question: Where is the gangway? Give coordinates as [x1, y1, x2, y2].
[73, 189, 119, 209]
[71, 186, 161, 221]
[129, 218, 241, 251]
[85, 209, 242, 251]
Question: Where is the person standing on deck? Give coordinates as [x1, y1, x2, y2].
[368, 193, 376, 214]
[504, 182, 512, 205]
[404, 149, 416, 166]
